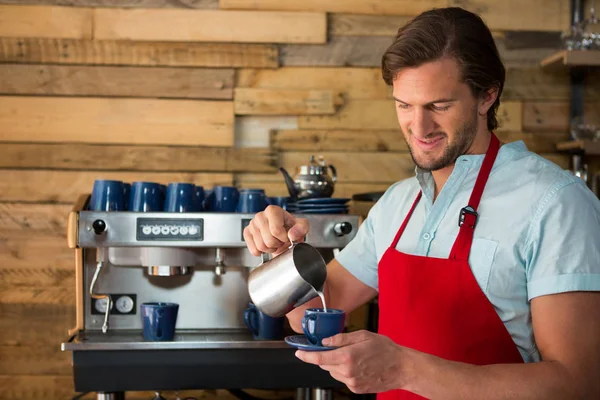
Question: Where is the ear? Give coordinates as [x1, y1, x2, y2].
[478, 87, 499, 116]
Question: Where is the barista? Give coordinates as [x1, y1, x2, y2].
[243, 7, 600, 400]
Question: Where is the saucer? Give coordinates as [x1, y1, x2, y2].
[295, 198, 350, 205]
[284, 335, 337, 352]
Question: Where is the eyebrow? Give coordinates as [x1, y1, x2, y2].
[392, 97, 456, 105]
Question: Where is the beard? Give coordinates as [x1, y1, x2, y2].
[406, 108, 478, 172]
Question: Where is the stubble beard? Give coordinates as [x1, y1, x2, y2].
[406, 108, 478, 172]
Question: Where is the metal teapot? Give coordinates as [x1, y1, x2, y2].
[279, 155, 337, 200]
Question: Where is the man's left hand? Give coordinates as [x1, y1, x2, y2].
[295, 330, 409, 394]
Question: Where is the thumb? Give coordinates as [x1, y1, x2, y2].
[285, 215, 309, 242]
[322, 330, 369, 347]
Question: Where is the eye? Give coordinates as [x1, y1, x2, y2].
[431, 104, 450, 112]
[397, 103, 410, 110]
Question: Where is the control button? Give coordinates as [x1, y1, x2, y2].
[142, 225, 152, 235]
[160, 225, 170, 235]
[94, 297, 111, 313]
[115, 296, 134, 314]
[422, 233, 431, 240]
[92, 219, 106, 235]
[333, 222, 353, 237]
[170, 226, 179, 235]
[151, 226, 161, 235]
[188, 225, 199, 235]
[179, 226, 189, 235]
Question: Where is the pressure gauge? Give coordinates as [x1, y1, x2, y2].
[115, 296, 134, 314]
[94, 297, 111, 313]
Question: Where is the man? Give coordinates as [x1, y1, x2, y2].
[243, 7, 600, 400]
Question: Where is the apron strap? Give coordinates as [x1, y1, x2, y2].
[449, 133, 500, 261]
[391, 191, 422, 248]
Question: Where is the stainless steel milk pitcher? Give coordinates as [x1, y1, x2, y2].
[247, 242, 327, 317]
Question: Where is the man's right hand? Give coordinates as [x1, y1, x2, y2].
[243, 205, 310, 256]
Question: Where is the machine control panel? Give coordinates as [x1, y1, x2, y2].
[92, 294, 137, 315]
[136, 218, 203, 241]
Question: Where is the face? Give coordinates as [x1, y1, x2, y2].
[392, 57, 489, 172]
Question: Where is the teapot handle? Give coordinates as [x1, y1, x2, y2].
[328, 164, 337, 183]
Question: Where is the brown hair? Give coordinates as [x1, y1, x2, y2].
[381, 7, 505, 131]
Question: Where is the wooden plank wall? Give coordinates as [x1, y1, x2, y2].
[0, 0, 596, 398]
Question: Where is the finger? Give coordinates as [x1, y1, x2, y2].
[295, 349, 345, 366]
[247, 219, 276, 253]
[286, 216, 309, 242]
[322, 330, 371, 347]
[243, 227, 260, 256]
[264, 206, 292, 244]
[252, 213, 284, 252]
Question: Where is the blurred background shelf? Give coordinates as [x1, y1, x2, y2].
[541, 50, 600, 68]
[556, 139, 600, 155]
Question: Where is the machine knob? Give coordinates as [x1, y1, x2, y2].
[92, 219, 107, 235]
[333, 222, 352, 237]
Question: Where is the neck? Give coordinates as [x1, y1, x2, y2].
[431, 130, 493, 201]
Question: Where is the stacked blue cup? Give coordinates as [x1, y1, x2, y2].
[164, 183, 197, 213]
[236, 189, 269, 213]
[90, 180, 126, 211]
[204, 186, 240, 212]
[129, 181, 164, 212]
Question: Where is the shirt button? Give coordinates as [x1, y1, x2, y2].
[423, 233, 431, 240]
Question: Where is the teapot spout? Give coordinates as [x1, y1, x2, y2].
[279, 167, 298, 201]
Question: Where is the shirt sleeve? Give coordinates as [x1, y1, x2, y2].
[334, 183, 403, 290]
[525, 179, 600, 300]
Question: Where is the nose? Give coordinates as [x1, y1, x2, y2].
[409, 107, 435, 137]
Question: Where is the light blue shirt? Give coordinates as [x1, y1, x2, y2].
[336, 141, 600, 363]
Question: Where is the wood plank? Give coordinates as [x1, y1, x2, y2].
[496, 131, 570, 154]
[0, 170, 234, 203]
[280, 152, 415, 183]
[236, 67, 390, 100]
[523, 102, 600, 132]
[556, 140, 600, 155]
[0, 37, 278, 68]
[329, 14, 411, 36]
[0, 285, 75, 305]
[541, 50, 600, 68]
[503, 68, 569, 101]
[448, 0, 569, 31]
[495, 38, 558, 69]
[0, 0, 218, 7]
[236, 174, 394, 198]
[0, 96, 234, 146]
[0, 266, 74, 288]
[0, 203, 70, 233]
[236, 116, 298, 148]
[504, 31, 562, 50]
[0, 232, 72, 271]
[0, 344, 71, 375]
[0, 64, 234, 99]
[0, 304, 74, 347]
[540, 153, 570, 169]
[271, 129, 407, 152]
[281, 36, 392, 67]
[234, 88, 342, 115]
[0, 5, 92, 39]
[297, 100, 522, 132]
[219, 0, 445, 15]
[0, 143, 277, 173]
[94, 9, 326, 44]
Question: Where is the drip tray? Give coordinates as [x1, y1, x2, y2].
[62, 329, 290, 351]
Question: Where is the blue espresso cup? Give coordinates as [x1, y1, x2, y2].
[89, 179, 125, 211]
[205, 186, 239, 212]
[301, 308, 345, 346]
[236, 189, 269, 213]
[164, 183, 196, 212]
[244, 303, 285, 340]
[140, 302, 179, 341]
[268, 196, 290, 211]
[123, 183, 131, 211]
[193, 186, 205, 212]
[129, 181, 164, 212]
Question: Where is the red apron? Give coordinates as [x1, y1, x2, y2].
[377, 134, 524, 400]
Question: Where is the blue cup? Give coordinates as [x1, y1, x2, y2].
[89, 179, 125, 211]
[236, 189, 269, 213]
[141, 302, 179, 341]
[129, 181, 163, 212]
[268, 196, 290, 211]
[193, 186, 205, 212]
[164, 183, 196, 212]
[301, 308, 345, 346]
[123, 183, 131, 211]
[205, 186, 239, 212]
[244, 303, 285, 340]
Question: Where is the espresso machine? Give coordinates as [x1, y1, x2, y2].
[61, 193, 359, 400]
